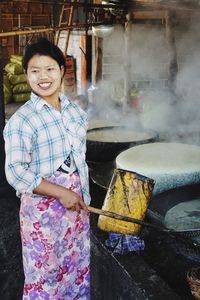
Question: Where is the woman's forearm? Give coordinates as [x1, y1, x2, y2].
[33, 179, 88, 212]
[33, 178, 66, 199]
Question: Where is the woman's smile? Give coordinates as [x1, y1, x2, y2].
[38, 82, 52, 90]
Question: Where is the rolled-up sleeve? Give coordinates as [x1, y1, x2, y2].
[3, 117, 42, 194]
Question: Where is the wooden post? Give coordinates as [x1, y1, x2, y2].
[81, 33, 92, 93]
[64, 2, 75, 56]
[0, 39, 8, 187]
[81, 34, 87, 92]
[123, 11, 132, 111]
[94, 36, 103, 84]
[165, 9, 178, 95]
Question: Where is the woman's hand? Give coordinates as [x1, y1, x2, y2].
[33, 179, 88, 213]
[59, 188, 88, 213]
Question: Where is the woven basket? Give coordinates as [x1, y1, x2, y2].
[187, 267, 200, 299]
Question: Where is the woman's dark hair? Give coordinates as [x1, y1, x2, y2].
[22, 37, 66, 73]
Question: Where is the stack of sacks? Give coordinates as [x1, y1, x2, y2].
[4, 55, 31, 103]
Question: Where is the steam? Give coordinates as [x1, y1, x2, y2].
[90, 21, 200, 145]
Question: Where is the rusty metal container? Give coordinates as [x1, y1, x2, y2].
[97, 168, 155, 235]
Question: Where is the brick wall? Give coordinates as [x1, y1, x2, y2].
[0, 2, 53, 65]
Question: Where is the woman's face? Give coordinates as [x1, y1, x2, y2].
[26, 54, 64, 101]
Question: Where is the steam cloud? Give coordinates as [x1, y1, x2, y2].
[90, 21, 200, 145]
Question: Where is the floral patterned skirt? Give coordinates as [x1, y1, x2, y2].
[20, 171, 90, 300]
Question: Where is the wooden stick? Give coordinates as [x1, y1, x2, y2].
[88, 205, 171, 232]
[0, 22, 106, 38]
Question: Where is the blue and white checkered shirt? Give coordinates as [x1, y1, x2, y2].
[4, 92, 91, 205]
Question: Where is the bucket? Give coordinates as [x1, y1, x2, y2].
[97, 168, 155, 235]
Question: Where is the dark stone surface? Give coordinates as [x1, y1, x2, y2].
[140, 228, 199, 300]
[0, 186, 24, 300]
[89, 178, 197, 300]
[91, 229, 182, 300]
[91, 232, 146, 300]
[90, 211, 183, 300]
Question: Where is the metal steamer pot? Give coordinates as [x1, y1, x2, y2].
[148, 183, 200, 240]
[149, 184, 200, 218]
[86, 126, 158, 163]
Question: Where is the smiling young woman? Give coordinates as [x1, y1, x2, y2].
[26, 54, 64, 110]
[3, 38, 91, 299]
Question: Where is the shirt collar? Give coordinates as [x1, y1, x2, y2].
[30, 92, 71, 111]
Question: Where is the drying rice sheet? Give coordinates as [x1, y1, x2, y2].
[116, 142, 200, 195]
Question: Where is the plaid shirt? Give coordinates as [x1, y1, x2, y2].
[4, 92, 91, 205]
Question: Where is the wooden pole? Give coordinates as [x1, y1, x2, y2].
[0, 39, 8, 187]
[81, 34, 87, 92]
[94, 36, 103, 84]
[123, 11, 132, 112]
[0, 22, 107, 38]
[165, 9, 178, 95]
[64, 1, 75, 56]
[0, 27, 55, 38]
[0, 1, 127, 10]
[88, 206, 170, 232]
[85, 0, 92, 85]
[55, 2, 67, 45]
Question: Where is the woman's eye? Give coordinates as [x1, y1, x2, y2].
[32, 69, 38, 73]
[47, 68, 54, 71]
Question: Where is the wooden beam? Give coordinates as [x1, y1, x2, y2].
[94, 36, 103, 84]
[0, 22, 108, 38]
[64, 1, 76, 56]
[0, 1, 128, 10]
[0, 27, 55, 37]
[165, 9, 178, 94]
[132, 9, 200, 19]
[123, 11, 132, 111]
[133, 0, 200, 11]
[0, 41, 7, 186]
[132, 10, 165, 19]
